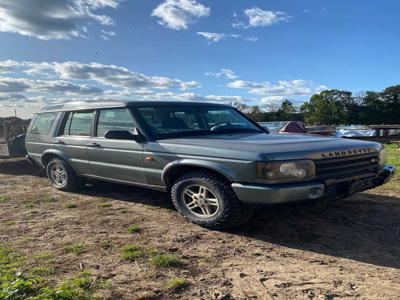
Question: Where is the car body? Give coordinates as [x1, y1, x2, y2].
[25, 101, 395, 229]
[0, 118, 27, 158]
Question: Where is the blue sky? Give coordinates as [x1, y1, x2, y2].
[0, 0, 399, 117]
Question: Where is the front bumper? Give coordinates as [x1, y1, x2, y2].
[232, 165, 396, 205]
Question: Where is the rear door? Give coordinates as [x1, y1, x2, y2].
[54, 110, 95, 175]
[87, 107, 145, 184]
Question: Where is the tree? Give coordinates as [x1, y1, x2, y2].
[301, 90, 349, 125]
[381, 85, 400, 124]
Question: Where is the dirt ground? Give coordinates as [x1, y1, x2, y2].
[0, 158, 399, 299]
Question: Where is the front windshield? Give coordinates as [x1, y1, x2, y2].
[135, 105, 263, 139]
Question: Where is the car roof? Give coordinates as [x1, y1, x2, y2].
[39, 100, 230, 113]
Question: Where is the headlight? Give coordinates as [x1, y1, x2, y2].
[256, 160, 315, 183]
[379, 149, 387, 166]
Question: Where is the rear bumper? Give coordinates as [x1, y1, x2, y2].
[232, 165, 396, 205]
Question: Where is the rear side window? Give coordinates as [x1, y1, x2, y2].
[30, 113, 57, 135]
[63, 111, 94, 136]
[96, 108, 136, 137]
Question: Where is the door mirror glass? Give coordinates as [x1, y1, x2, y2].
[105, 130, 138, 140]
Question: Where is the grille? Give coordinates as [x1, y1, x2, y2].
[315, 153, 380, 180]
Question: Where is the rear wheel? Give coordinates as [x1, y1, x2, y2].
[46, 159, 85, 191]
[171, 171, 253, 230]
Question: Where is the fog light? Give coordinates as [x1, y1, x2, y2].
[308, 188, 323, 199]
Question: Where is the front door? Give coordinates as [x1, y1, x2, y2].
[87, 107, 145, 184]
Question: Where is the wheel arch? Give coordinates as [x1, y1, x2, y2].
[41, 149, 70, 167]
[162, 159, 239, 188]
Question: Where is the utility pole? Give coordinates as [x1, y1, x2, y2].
[14, 109, 17, 118]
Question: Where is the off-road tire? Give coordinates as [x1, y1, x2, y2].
[171, 171, 253, 230]
[46, 158, 85, 192]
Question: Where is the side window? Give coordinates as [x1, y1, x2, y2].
[96, 108, 136, 137]
[30, 113, 57, 135]
[137, 107, 202, 135]
[62, 111, 94, 136]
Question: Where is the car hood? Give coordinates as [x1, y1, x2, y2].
[153, 133, 381, 161]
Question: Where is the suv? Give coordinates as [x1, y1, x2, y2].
[25, 101, 395, 229]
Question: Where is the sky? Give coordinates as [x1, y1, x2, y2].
[0, 0, 399, 118]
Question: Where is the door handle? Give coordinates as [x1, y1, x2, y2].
[87, 143, 101, 148]
[55, 140, 66, 145]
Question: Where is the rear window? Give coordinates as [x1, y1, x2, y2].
[30, 113, 57, 135]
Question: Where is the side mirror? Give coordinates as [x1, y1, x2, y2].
[105, 130, 142, 141]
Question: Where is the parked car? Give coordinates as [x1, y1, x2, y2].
[25, 101, 395, 229]
[0, 118, 27, 158]
[305, 125, 336, 136]
[259, 121, 336, 136]
[258, 121, 306, 134]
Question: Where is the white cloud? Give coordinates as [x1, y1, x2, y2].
[205, 69, 238, 80]
[260, 95, 286, 104]
[124, 91, 254, 104]
[0, 93, 26, 102]
[0, 60, 215, 116]
[0, 77, 32, 93]
[0, 60, 20, 74]
[197, 32, 230, 42]
[100, 29, 116, 41]
[151, 0, 210, 30]
[234, 7, 291, 28]
[228, 79, 327, 97]
[197, 32, 258, 43]
[244, 36, 258, 42]
[0, 0, 121, 40]
[180, 81, 202, 90]
[0, 76, 103, 95]
[0, 60, 202, 91]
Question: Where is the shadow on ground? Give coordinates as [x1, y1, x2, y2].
[1, 158, 399, 269]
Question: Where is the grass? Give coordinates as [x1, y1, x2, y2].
[98, 202, 112, 208]
[150, 254, 182, 268]
[385, 144, 400, 172]
[63, 243, 86, 255]
[2, 220, 16, 225]
[37, 271, 95, 300]
[33, 252, 54, 262]
[0, 246, 97, 300]
[66, 203, 78, 209]
[373, 144, 400, 193]
[127, 224, 142, 233]
[99, 240, 112, 250]
[166, 278, 187, 289]
[0, 195, 10, 202]
[120, 244, 144, 261]
[31, 266, 56, 276]
[37, 195, 58, 202]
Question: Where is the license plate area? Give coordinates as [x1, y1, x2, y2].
[349, 177, 379, 194]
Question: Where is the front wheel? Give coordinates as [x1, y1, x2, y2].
[46, 159, 85, 192]
[171, 171, 253, 230]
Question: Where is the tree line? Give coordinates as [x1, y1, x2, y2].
[237, 84, 400, 125]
